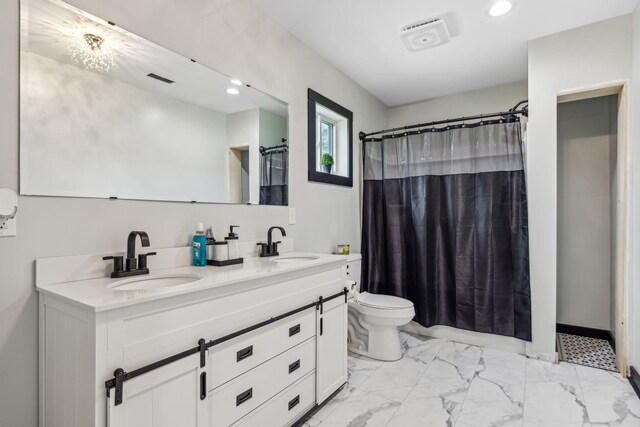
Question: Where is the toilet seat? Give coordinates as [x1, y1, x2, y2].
[356, 292, 414, 310]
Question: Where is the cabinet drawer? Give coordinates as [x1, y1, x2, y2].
[209, 307, 315, 390]
[208, 338, 316, 427]
[232, 372, 316, 427]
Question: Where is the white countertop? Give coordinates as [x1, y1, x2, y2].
[36, 252, 361, 312]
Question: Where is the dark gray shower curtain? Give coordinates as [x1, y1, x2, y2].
[260, 150, 288, 206]
[361, 120, 531, 341]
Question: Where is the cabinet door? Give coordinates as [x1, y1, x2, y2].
[107, 353, 208, 427]
[316, 297, 348, 403]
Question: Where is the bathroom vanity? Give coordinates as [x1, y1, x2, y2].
[36, 246, 361, 427]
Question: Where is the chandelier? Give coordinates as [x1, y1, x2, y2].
[67, 32, 116, 72]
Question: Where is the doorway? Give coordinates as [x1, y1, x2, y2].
[229, 146, 250, 204]
[556, 84, 627, 373]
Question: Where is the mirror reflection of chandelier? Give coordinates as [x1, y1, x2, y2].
[67, 32, 116, 72]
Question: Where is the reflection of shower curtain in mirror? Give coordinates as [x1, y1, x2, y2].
[260, 151, 288, 205]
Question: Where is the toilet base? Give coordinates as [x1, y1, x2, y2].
[348, 325, 403, 361]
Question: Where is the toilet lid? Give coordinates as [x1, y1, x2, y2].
[357, 292, 414, 309]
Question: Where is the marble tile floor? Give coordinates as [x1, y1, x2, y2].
[301, 332, 640, 427]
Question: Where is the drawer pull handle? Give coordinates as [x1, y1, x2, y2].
[200, 372, 207, 400]
[289, 324, 301, 337]
[236, 345, 253, 362]
[288, 359, 300, 374]
[288, 395, 300, 411]
[236, 388, 253, 406]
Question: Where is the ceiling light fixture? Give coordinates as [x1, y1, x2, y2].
[67, 32, 116, 72]
[226, 88, 240, 95]
[230, 79, 243, 86]
[488, 1, 513, 17]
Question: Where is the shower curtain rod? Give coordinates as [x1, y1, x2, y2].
[359, 100, 528, 142]
[259, 143, 288, 154]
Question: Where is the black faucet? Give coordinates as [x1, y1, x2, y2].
[257, 226, 286, 257]
[103, 231, 157, 278]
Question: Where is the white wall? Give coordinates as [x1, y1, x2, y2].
[389, 80, 529, 353]
[556, 96, 617, 331]
[259, 109, 288, 148]
[629, 3, 640, 371]
[388, 80, 528, 127]
[0, 1, 388, 425]
[23, 53, 230, 203]
[527, 15, 632, 361]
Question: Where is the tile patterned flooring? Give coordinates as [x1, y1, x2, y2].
[302, 333, 640, 427]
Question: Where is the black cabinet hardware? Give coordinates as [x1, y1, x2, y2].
[288, 395, 300, 411]
[200, 372, 207, 400]
[198, 338, 206, 368]
[258, 226, 286, 257]
[105, 288, 348, 406]
[320, 318, 324, 336]
[289, 324, 301, 336]
[289, 359, 300, 374]
[237, 345, 253, 362]
[236, 388, 253, 406]
[104, 231, 153, 278]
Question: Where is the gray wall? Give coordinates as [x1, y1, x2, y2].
[388, 80, 528, 127]
[557, 96, 618, 331]
[527, 15, 632, 361]
[0, 0, 388, 425]
[629, 1, 640, 370]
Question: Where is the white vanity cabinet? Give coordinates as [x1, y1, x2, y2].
[37, 253, 360, 427]
[316, 296, 348, 403]
[107, 353, 210, 427]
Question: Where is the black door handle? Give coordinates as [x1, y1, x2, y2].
[320, 317, 323, 336]
[236, 345, 253, 362]
[236, 388, 253, 406]
[288, 359, 300, 374]
[200, 372, 207, 400]
[288, 395, 300, 411]
[289, 324, 301, 337]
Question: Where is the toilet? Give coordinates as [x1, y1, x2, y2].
[347, 288, 415, 361]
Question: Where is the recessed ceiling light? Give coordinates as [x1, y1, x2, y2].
[226, 88, 240, 95]
[230, 79, 243, 86]
[489, 1, 513, 17]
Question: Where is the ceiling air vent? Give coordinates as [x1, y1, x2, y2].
[147, 73, 175, 84]
[399, 18, 450, 52]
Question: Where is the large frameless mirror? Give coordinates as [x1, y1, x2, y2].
[20, 0, 289, 205]
[307, 89, 353, 187]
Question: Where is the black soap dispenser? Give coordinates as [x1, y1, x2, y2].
[225, 225, 240, 260]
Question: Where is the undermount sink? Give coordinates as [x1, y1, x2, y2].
[108, 273, 204, 291]
[270, 255, 320, 265]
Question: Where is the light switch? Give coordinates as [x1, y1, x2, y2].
[288, 207, 296, 225]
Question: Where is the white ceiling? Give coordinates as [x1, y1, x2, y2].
[249, 0, 639, 106]
[26, 0, 288, 117]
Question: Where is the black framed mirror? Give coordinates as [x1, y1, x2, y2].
[307, 89, 353, 187]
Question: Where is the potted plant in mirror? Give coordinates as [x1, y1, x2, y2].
[321, 153, 334, 174]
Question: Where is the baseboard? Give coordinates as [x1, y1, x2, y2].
[629, 367, 640, 399]
[556, 323, 615, 350]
